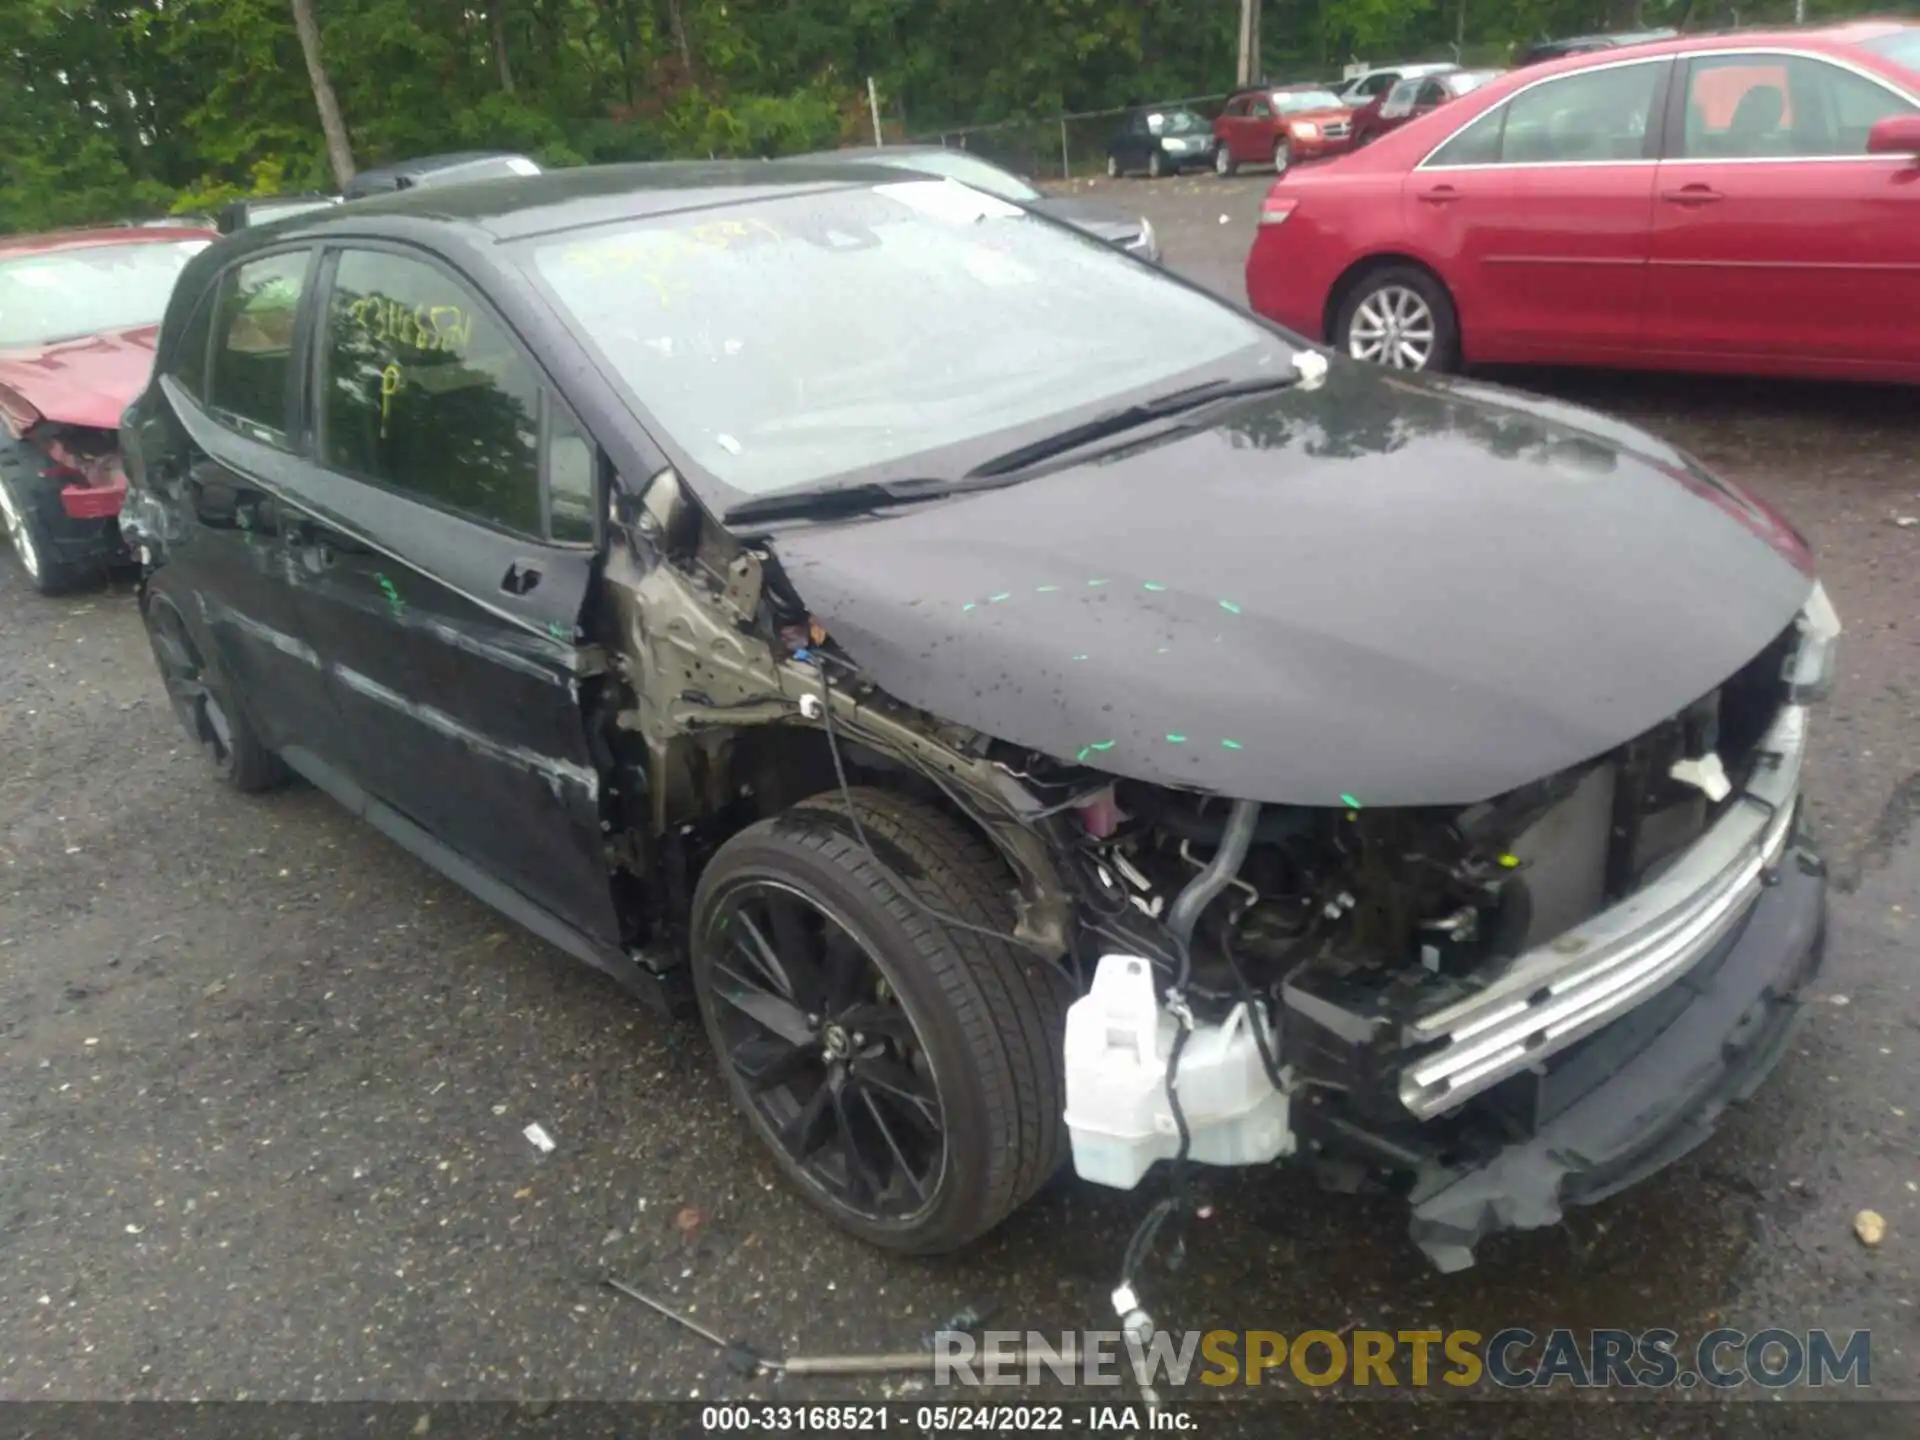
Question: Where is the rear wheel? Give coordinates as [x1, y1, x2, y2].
[1105, 153, 1120, 179]
[1335, 265, 1460, 373]
[690, 787, 1070, 1254]
[0, 442, 80, 596]
[1147, 150, 1167, 179]
[141, 580, 288, 792]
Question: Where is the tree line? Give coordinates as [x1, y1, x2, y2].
[0, 0, 1892, 234]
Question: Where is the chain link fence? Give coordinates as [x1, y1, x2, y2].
[902, 93, 1239, 182]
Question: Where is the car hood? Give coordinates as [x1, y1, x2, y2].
[0, 326, 159, 431]
[767, 365, 1816, 808]
[1026, 195, 1145, 243]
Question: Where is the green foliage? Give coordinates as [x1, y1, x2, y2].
[0, 0, 1905, 233]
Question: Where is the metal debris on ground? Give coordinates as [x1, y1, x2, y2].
[603, 1277, 1077, 1379]
[523, 1122, 556, 1153]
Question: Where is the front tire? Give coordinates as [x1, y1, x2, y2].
[1334, 265, 1460, 373]
[1105, 153, 1120, 179]
[1273, 137, 1293, 174]
[141, 579, 288, 792]
[1214, 146, 1237, 177]
[1147, 150, 1167, 179]
[0, 443, 81, 596]
[690, 787, 1070, 1254]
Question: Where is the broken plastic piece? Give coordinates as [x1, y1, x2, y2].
[1669, 751, 1733, 803]
[523, 1123, 556, 1153]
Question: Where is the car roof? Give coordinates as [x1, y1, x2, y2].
[0, 225, 214, 258]
[205, 160, 914, 249]
[1363, 61, 1458, 78]
[1511, 18, 1915, 66]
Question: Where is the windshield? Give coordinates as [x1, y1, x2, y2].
[1273, 89, 1344, 112]
[866, 150, 1041, 203]
[1860, 29, 1920, 78]
[529, 179, 1276, 499]
[0, 239, 208, 349]
[1147, 110, 1209, 134]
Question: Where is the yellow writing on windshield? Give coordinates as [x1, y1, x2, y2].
[349, 294, 475, 355]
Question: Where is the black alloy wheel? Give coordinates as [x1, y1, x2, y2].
[702, 879, 945, 1221]
[142, 583, 287, 792]
[690, 788, 1070, 1253]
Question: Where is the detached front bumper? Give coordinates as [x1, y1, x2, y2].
[1404, 834, 1827, 1272]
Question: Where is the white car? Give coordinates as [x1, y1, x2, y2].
[1335, 60, 1460, 106]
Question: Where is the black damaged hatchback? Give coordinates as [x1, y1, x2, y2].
[121, 161, 1837, 1273]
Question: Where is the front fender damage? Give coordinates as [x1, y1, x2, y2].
[599, 526, 1074, 960]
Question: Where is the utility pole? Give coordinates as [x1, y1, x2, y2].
[1236, 0, 1257, 86]
[867, 76, 884, 145]
[1456, 0, 1467, 53]
[1793, 0, 1805, 23]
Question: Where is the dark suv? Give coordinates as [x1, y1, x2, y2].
[120, 162, 1833, 1273]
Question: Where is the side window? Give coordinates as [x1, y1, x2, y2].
[1365, 73, 1398, 98]
[1426, 105, 1506, 166]
[1382, 80, 1419, 117]
[1251, 99, 1272, 119]
[1417, 80, 1450, 107]
[546, 405, 597, 544]
[1225, 97, 1248, 118]
[320, 248, 543, 537]
[1684, 54, 1917, 158]
[206, 251, 309, 446]
[168, 287, 217, 401]
[1499, 60, 1661, 163]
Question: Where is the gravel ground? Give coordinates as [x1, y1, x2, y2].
[2, 178, 1915, 1432]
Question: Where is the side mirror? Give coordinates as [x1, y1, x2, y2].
[1866, 113, 1920, 158]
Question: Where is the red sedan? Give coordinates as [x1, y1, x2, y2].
[0, 226, 213, 592]
[1245, 21, 1920, 382]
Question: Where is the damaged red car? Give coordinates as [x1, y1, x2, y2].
[0, 226, 213, 593]
[122, 165, 1834, 1275]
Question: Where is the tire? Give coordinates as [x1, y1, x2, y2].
[1334, 264, 1460, 373]
[1214, 145, 1237, 177]
[690, 786, 1071, 1254]
[1273, 137, 1293, 175]
[0, 441, 82, 596]
[141, 578, 289, 793]
[1147, 150, 1167, 179]
[1105, 153, 1120, 179]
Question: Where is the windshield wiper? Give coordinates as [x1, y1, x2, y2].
[964, 372, 1300, 479]
[725, 474, 1014, 526]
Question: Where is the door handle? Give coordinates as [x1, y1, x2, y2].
[1418, 184, 1461, 204]
[1660, 184, 1724, 205]
[501, 559, 543, 596]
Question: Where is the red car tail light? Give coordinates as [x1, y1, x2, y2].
[1259, 195, 1299, 226]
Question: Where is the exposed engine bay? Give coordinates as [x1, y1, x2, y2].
[599, 470, 1836, 1275]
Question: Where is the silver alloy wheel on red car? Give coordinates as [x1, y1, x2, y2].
[1214, 145, 1235, 177]
[0, 479, 43, 581]
[1273, 138, 1292, 174]
[1346, 284, 1438, 370]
